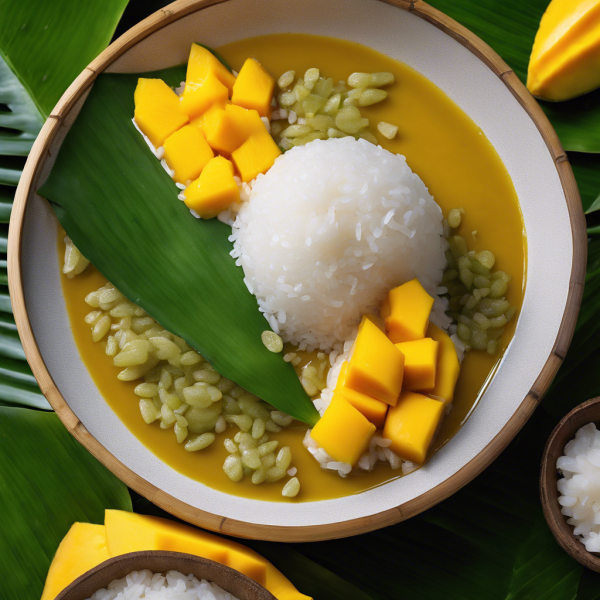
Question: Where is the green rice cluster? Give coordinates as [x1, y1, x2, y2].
[271, 68, 396, 149]
[442, 210, 517, 354]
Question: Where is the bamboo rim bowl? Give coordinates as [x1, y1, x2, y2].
[8, 0, 586, 542]
[55, 551, 276, 600]
[541, 398, 600, 572]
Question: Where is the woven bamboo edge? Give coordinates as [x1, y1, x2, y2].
[7, 0, 587, 542]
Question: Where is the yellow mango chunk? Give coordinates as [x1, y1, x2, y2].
[41, 523, 109, 600]
[426, 323, 460, 404]
[226, 104, 266, 139]
[180, 70, 229, 120]
[335, 362, 388, 427]
[184, 156, 240, 219]
[395, 338, 439, 391]
[385, 279, 434, 344]
[346, 316, 404, 406]
[363, 313, 386, 333]
[231, 130, 281, 182]
[232, 58, 275, 117]
[104, 511, 310, 599]
[163, 125, 214, 184]
[527, 0, 600, 101]
[187, 43, 236, 94]
[383, 391, 445, 464]
[311, 395, 376, 465]
[134, 78, 189, 149]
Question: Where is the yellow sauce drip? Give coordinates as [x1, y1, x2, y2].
[59, 34, 525, 502]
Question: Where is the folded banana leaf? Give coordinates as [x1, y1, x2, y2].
[39, 67, 320, 426]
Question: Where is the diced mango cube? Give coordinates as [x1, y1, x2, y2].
[134, 78, 189, 149]
[163, 125, 214, 184]
[231, 130, 281, 182]
[334, 363, 388, 428]
[385, 279, 434, 343]
[180, 70, 229, 120]
[187, 43, 236, 94]
[226, 104, 266, 139]
[426, 323, 460, 404]
[184, 156, 239, 219]
[311, 395, 376, 466]
[363, 313, 386, 333]
[232, 58, 275, 118]
[346, 316, 404, 406]
[395, 338, 439, 391]
[383, 391, 445, 464]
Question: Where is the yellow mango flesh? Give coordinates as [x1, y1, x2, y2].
[395, 338, 439, 391]
[426, 322, 460, 404]
[41, 523, 109, 600]
[134, 78, 189, 149]
[385, 279, 433, 344]
[184, 156, 239, 218]
[225, 104, 266, 139]
[346, 316, 404, 406]
[527, 0, 600, 100]
[335, 362, 388, 427]
[180, 71, 229, 120]
[163, 125, 214, 184]
[187, 43, 236, 94]
[231, 130, 281, 182]
[383, 391, 445, 464]
[202, 105, 244, 155]
[232, 58, 275, 117]
[311, 395, 376, 465]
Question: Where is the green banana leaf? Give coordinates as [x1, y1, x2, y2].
[0, 406, 132, 599]
[0, 0, 129, 118]
[427, 0, 600, 154]
[39, 68, 319, 426]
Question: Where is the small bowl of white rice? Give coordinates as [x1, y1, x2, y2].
[55, 551, 276, 600]
[541, 397, 600, 573]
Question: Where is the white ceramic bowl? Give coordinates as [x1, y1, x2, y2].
[9, 0, 585, 541]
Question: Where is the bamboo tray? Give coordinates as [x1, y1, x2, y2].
[8, 0, 586, 542]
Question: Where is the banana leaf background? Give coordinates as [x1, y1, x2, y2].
[4, 0, 600, 598]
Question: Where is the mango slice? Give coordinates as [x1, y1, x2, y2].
[527, 0, 600, 101]
[383, 391, 445, 464]
[104, 511, 310, 600]
[163, 125, 214, 184]
[346, 316, 404, 406]
[231, 130, 281, 182]
[187, 43, 236, 94]
[426, 323, 460, 404]
[232, 58, 275, 117]
[184, 156, 240, 218]
[226, 104, 266, 139]
[134, 78, 189, 149]
[395, 337, 439, 391]
[41, 523, 109, 600]
[335, 362, 388, 427]
[180, 70, 229, 120]
[311, 395, 376, 465]
[384, 279, 433, 344]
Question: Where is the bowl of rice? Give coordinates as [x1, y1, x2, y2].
[9, 0, 586, 541]
[56, 551, 275, 600]
[541, 398, 600, 572]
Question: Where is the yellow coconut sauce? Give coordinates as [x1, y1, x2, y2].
[59, 34, 525, 502]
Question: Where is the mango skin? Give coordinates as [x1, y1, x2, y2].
[527, 0, 600, 101]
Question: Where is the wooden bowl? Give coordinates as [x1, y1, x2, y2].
[55, 551, 275, 600]
[8, 0, 586, 541]
[541, 398, 600, 572]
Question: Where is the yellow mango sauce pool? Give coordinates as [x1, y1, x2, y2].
[59, 34, 525, 503]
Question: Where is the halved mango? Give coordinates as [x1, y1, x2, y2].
[345, 316, 404, 406]
[163, 125, 214, 184]
[134, 78, 189, 148]
[385, 279, 433, 344]
[184, 156, 239, 218]
[232, 58, 275, 117]
[231, 130, 281, 182]
[41, 523, 109, 600]
[426, 323, 460, 404]
[187, 43, 236, 94]
[311, 395, 376, 465]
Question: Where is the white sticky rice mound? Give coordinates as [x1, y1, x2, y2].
[557, 422, 600, 552]
[229, 137, 449, 353]
[87, 569, 239, 600]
